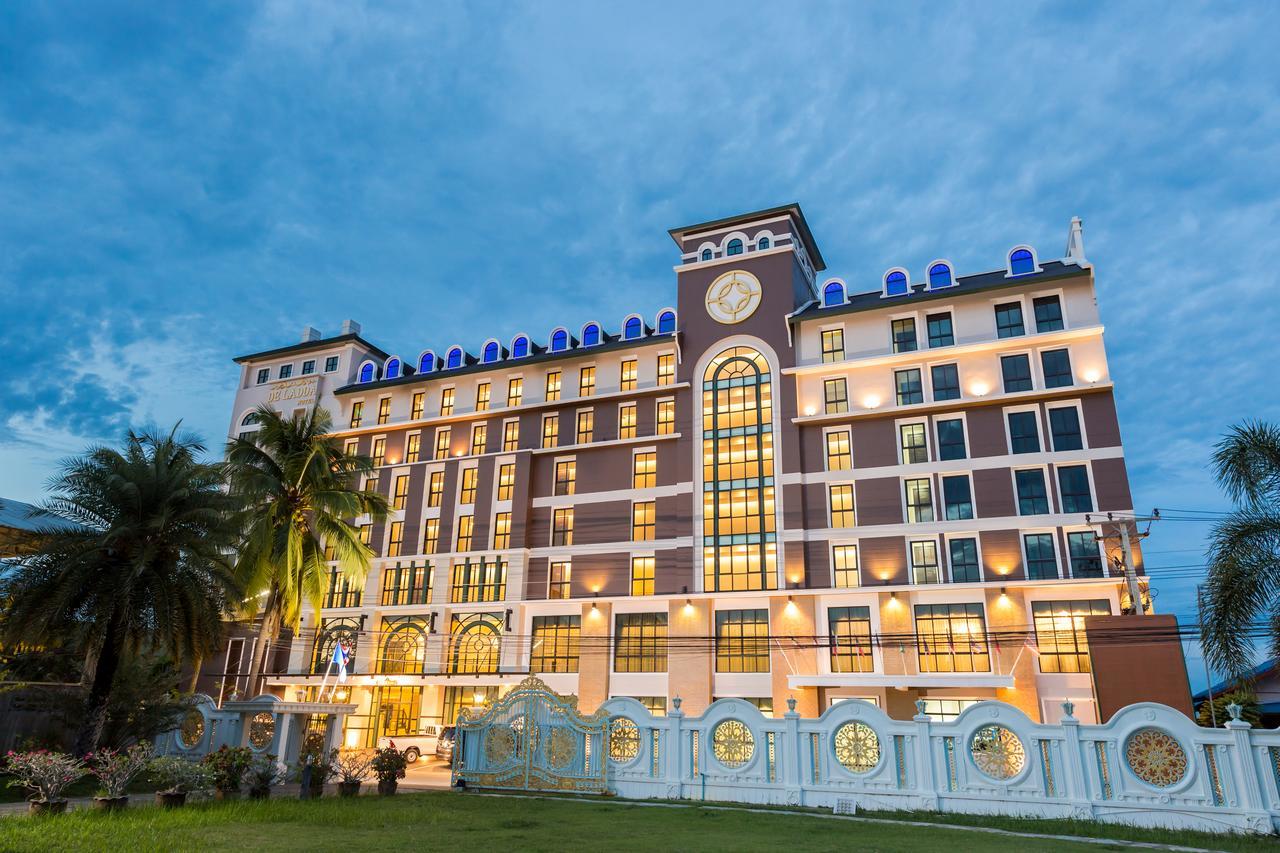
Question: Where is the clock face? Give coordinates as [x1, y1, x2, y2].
[705, 270, 762, 325]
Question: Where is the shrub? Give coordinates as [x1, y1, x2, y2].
[245, 754, 286, 793]
[370, 746, 407, 782]
[295, 746, 337, 786]
[86, 743, 153, 798]
[334, 751, 373, 783]
[3, 750, 86, 803]
[201, 745, 253, 792]
[149, 756, 214, 795]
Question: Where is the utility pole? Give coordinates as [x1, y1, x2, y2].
[1197, 584, 1217, 727]
[1086, 510, 1159, 615]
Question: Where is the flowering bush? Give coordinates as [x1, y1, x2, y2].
[245, 754, 287, 793]
[3, 750, 86, 803]
[86, 743, 153, 798]
[148, 756, 214, 795]
[201, 745, 253, 792]
[333, 751, 373, 783]
[370, 746, 407, 782]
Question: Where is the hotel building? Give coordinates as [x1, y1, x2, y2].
[223, 204, 1155, 745]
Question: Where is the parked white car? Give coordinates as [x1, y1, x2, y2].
[380, 725, 441, 763]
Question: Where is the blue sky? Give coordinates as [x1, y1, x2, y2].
[3, 2, 1278, 687]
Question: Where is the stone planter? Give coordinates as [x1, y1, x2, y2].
[377, 779, 398, 796]
[155, 791, 188, 809]
[338, 781, 362, 798]
[93, 796, 129, 812]
[248, 787, 271, 801]
[214, 788, 241, 802]
[28, 799, 69, 816]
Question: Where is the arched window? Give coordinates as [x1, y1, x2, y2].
[482, 341, 499, 363]
[446, 347, 464, 370]
[1009, 248, 1035, 275]
[385, 357, 401, 379]
[418, 351, 436, 373]
[822, 281, 845, 307]
[623, 316, 642, 340]
[378, 617, 428, 675]
[657, 310, 676, 335]
[511, 336, 529, 359]
[240, 412, 258, 427]
[581, 323, 600, 347]
[358, 361, 376, 383]
[448, 612, 503, 674]
[757, 236, 770, 250]
[702, 347, 777, 592]
[884, 270, 909, 297]
[550, 329, 568, 352]
[928, 262, 954, 289]
[701, 248, 713, 261]
[726, 238, 743, 256]
[312, 618, 361, 675]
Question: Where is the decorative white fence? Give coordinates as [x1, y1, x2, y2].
[597, 696, 1280, 835]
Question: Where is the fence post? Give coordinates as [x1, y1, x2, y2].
[784, 697, 803, 803]
[1058, 701, 1092, 818]
[1224, 706, 1270, 830]
[667, 696, 685, 799]
[912, 700, 939, 810]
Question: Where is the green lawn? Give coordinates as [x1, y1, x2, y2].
[0, 790, 1270, 852]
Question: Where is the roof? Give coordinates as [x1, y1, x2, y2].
[233, 333, 390, 365]
[668, 203, 827, 272]
[1193, 658, 1279, 702]
[790, 259, 1090, 323]
[0, 498, 78, 534]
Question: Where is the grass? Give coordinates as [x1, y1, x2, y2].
[0, 790, 1271, 852]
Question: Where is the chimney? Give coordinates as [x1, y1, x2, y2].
[1064, 217, 1089, 268]
[300, 326, 322, 343]
[341, 319, 362, 336]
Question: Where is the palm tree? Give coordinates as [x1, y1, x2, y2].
[1201, 420, 1280, 679]
[1, 427, 241, 754]
[226, 405, 387, 697]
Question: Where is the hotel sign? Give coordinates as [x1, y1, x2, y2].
[266, 376, 319, 406]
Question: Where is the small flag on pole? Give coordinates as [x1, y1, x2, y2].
[332, 641, 350, 683]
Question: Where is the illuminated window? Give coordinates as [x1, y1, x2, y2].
[349, 401, 364, 428]
[434, 428, 450, 459]
[825, 430, 852, 470]
[621, 358, 638, 391]
[450, 557, 506, 603]
[829, 484, 855, 528]
[447, 612, 502, 673]
[891, 318, 917, 353]
[460, 467, 478, 504]
[614, 613, 667, 672]
[496, 463, 515, 501]
[531, 615, 580, 673]
[619, 403, 637, 439]
[910, 540, 940, 584]
[442, 685, 497, 725]
[829, 606, 873, 673]
[344, 438, 359, 457]
[904, 478, 933, 523]
[552, 508, 573, 546]
[656, 399, 675, 435]
[507, 377, 523, 407]
[915, 603, 990, 673]
[541, 414, 559, 448]
[702, 347, 777, 592]
[365, 471, 380, 495]
[427, 471, 444, 508]
[632, 501, 655, 541]
[633, 451, 656, 488]
[422, 518, 440, 554]
[387, 521, 404, 557]
[576, 410, 594, 444]
[553, 460, 576, 496]
[502, 420, 519, 451]
[1033, 600, 1109, 673]
[376, 397, 391, 425]
[895, 369, 923, 405]
[369, 436, 386, 467]
[358, 523, 372, 546]
[475, 381, 491, 412]
[377, 618, 429, 680]
[440, 388, 454, 417]
[579, 366, 595, 396]
[821, 328, 844, 363]
[715, 609, 769, 673]
[832, 544, 859, 588]
[630, 556, 655, 596]
[492, 512, 511, 549]
[322, 568, 361, 608]
[380, 564, 430, 608]
[823, 378, 848, 413]
[455, 515, 474, 551]
[545, 370, 561, 401]
[657, 354, 675, 386]
[899, 423, 927, 464]
[470, 424, 487, 456]
[392, 474, 410, 510]
[411, 392, 424, 420]
[548, 561, 571, 599]
[405, 433, 421, 464]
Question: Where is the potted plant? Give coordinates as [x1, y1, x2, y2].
[333, 751, 373, 797]
[86, 743, 152, 812]
[4, 750, 85, 816]
[245, 753, 286, 800]
[296, 746, 335, 799]
[370, 746, 407, 796]
[149, 756, 213, 808]
[202, 745, 253, 801]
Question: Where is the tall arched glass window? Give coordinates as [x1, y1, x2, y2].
[623, 316, 642, 339]
[823, 281, 845, 307]
[726, 238, 744, 256]
[448, 612, 502, 674]
[446, 347, 463, 369]
[312, 618, 361, 674]
[551, 329, 568, 352]
[358, 362, 375, 383]
[929, 263, 953, 289]
[657, 310, 676, 335]
[511, 336, 529, 358]
[701, 248, 713, 261]
[1009, 248, 1035, 275]
[385, 357, 401, 379]
[581, 324, 600, 347]
[241, 412, 258, 427]
[702, 347, 777, 592]
[884, 271, 908, 297]
[757, 236, 770, 249]
[378, 618, 427, 675]
[482, 342, 499, 363]
[418, 352, 435, 373]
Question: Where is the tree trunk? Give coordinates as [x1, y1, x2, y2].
[243, 586, 281, 698]
[187, 655, 203, 694]
[74, 617, 124, 756]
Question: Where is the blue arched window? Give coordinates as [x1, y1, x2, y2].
[482, 341, 499, 363]
[358, 362, 375, 383]
[928, 263, 954, 289]
[418, 352, 435, 373]
[384, 357, 401, 379]
[446, 347, 463, 370]
[701, 248, 713, 261]
[885, 271, 908, 297]
[757, 236, 770, 250]
[1009, 248, 1035, 275]
[822, 281, 845, 307]
[551, 329, 568, 352]
[581, 324, 600, 347]
[726, 238, 743, 256]
[623, 316, 642, 340]
[657, 310, 676, 335]
[511, 336, 529, 358]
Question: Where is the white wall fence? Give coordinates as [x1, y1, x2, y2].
[596, 696, 1280, 835]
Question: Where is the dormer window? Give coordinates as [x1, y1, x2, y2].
[656, 310, 676, 335]
[581, 323, 601, 347]
[418, 351, 436, 373]
[1008, 247, 1038, 276]
[623, 316, 643, 340]
[384, 357, 401, 379]
[822, 281, 845, 307]
[482, 341, 500, 363]
[511, 335, 529, 358]
[446, 347, 464, 369]
[726, 238, 743, 256]
[358, 361, 376, 383]
[701, 248, 713, 261]
[550, 329, 569, 352]
[928, 262, 954, 289]
[757, 236, 770, 250]
[884, 270, 909, 297]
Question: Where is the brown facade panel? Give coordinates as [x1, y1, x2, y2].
[570, 552, 632, 597]
[525, 556, 548, 600]
[1091, 457, 1134, 511]
[568, 499, 632, 546]
[856, 476, 903, 526]
[979, 529, 1024, 581]
[972, 467, 1016, 518]
[851, 418, 897, 469]
[1081, 392, 1123, 448]
[802, 539, 830, 588]
[783, 483, 807, 530]
[858, 535, 907, 586]
[1086, 614, 1192, 721]
[654, 547, 692, 595]
[964, 406, 1009, 458]
[400, 465, 427, 553]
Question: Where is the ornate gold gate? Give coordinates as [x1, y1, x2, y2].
[451, 676, 608, 793]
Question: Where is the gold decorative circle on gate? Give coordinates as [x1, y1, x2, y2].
[833, 721, 880, 774]
[1124, 727, 1188, 788]
[705, 270, 762, 325]
[970, 724, 1025, 780]
[179, 710, 205, 749]
[485, 725, 517, 764]
[711, 719, 755, 769]
[546, 727, 577, 769]
[248, 712, 275, 750]
[609, 717, 640, 763]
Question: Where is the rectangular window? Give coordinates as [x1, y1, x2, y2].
[927, 312, 954, 348]
[359, 523, 372, 546]
[434, 428, 450, 460]
[1067, 531, 1104, 577]
[545, 370, 561, 401]
[936, 418, 966, 461]
[829, 484, 855, 527]
[552, 508, 574, 546]
[256, 367, 270, 384]
[1041, 348, 1073, 388]
[554, 459, 576, 496]
[455, 515, 474, 551]
[506, 377, 523, 407]
[387, 521, 404, 557]
[942, 475, 974, 520]
[619, 402, 637, 439]
[502, 420, 519, 452]
[657, 354, 675, 386]
[949, 537, 981, 583]
[405, 433, 421, 464]
[823, 378, 849, 414]
[821, 328, 845, 363]
[656, 399, 675, 435]
[301, 359, 315, 376]
[579, 366, 596, 397]
[1033, 600, 1109, 673]
[1007, 411, 1041, 453]
[1024, 533, 1058, 579]
[895, 368, 923, 405]
[470, 424, 487, 456]
[344, 438, 359, 457]
[931, 363, 960, 401]
[377, 397, 391, 425]
[548, 561, 571, 599]
[324, 356, 339, 373]
[323, 567, 361, 608]
[449, 558, 506, 604]
[715, 609, 770, 673]
[492, 512, 511, 549]
[392, 474, 410, 510]
[825, 429, 852, 470]
[1058, 465, 1093, 513]
[632, 501, 655, 541]
[542, 414, 559, 448]
[422, 518, 439, 554]
[575, 410, 594, 444]
[995, 302, 1025, 338]
[904, 478, 934, 523]
[496, 463, 515, 502]
[1049, 406, 1084, 451]
[910, 540, 941, 584]
[1016, 469, 1050, 515]
[349, 401, 364, 428]
[440, 388, 455, 417]
[829, 606, 873, 673]
[411, 392, 425, 420]
[891, 317, 918, 353]
[531, 615, 580, 673]
[620, 358, 638, 391]
[633, 451, 656, 488]
[279, 364, 293, 379]
[899, 422, 928, 464]
[372, 437, 386, 467]
[366, 471, 380, 495]
[475, 381, 491, 412]
[1001, 354, 1033, 393]
[832, 544, 859, 588]
[614, 613, 667, 673]
[427, 471, 444, 508]
[915, 603, 990, 673]
[458, 468, 479, 506]
[630, 556, 655, 596]
[379, 563, 430, 607]
[1033, 295, 1064, 333]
